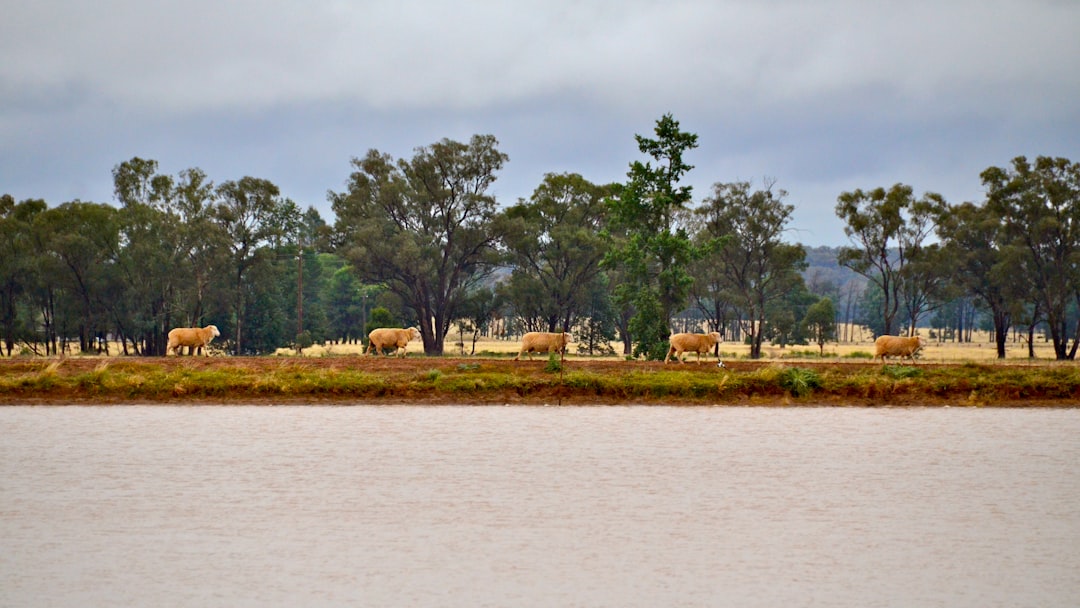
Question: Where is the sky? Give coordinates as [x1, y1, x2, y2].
[2, 0, 1078, 246]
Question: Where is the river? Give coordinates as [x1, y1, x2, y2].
[2, 405, 1078, 607]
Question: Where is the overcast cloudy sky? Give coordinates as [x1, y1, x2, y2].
[2, 0, 1077, 246]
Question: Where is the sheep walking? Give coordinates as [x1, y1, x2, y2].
[514, 332, 571, 361]
[166, 325, 220, 356]
[664, 331, 723, 365]
[366, 327, 422, 357]
[873, 335, 926, 364]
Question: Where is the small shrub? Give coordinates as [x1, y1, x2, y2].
[424, 369, 442, 382]
[295, 331, 314, 351]
[780, 367, 822, 397]
[843, 351, 874, 359]
[544, 353, 563, 373]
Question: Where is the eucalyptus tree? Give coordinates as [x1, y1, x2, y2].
[331, 134, 509, 355]
[935, 200, 1018, 358]
[898, 242, 952, 336]
[0, 194, 16, 354]
[766, 281, 818, 348]
[575, 273, 619, 356]
[238, 254, 291, 354]
[323, 264, 368, 344]
[501, 172, 612, 333]
[112, 157, 185, 354]
[454, 284, 506, 355]
[895, 192, 949, 334]
[803, 296, 837, 355]
[276, 244, 331, 347]
[604, 114, 702, 359]
[835, 183, 945, 336]
[983, 156, 1080, 359]
[695, 180, 806, 359]
[110, 159, 229, 354]
[36, 201, 121, 353]
[0, 196, 46, 355]
[18, 200, 64, 354]
[214, 177, 301, 354]
[686, 238, 738, 342]
[173, 168, 224, 327]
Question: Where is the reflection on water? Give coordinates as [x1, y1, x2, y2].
[2, 405, 1079, 607]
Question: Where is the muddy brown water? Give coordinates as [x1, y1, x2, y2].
[2, 405, 1079, 607]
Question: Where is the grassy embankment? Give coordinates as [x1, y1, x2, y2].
[1, 353, 1078, 406]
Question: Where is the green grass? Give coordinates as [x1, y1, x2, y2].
[3, 358, 1079, 406]
[779, 367, 822, 397]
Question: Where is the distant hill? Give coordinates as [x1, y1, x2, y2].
[800, 245, 863, 295]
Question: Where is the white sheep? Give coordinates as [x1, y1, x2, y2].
[514, 332, 571, 361]
[873, 335, 926, 364]
[664, 331, 723, 364]
[166, 325, 220, 356]
[366, 327, 422, 357]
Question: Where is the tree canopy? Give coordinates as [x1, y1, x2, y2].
[331, 135, 509, 355]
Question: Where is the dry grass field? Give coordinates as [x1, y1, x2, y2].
[278, 329, 1064, 364]
[0, 328, 1064, 364]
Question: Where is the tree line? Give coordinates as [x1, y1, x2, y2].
[2, 115, 1078, 359]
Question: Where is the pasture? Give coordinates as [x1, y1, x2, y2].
[279, 330, 1065, 364]
[0, 328, 1066, 364]
[2, 321, 1078, 406]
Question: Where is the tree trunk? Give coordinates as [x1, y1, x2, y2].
[993, 309, 1009, 359]
[2, 285, 13, 357]
[1068, 318, 1080, 361]
[234, 268, 244, 355]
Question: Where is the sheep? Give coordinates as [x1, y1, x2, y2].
[514, 332, 571, 361]
[366, 326, 422, 357]
[166, 325, 220, 356]
[664, 331, 723, 365]
[873, 335, 927, 364]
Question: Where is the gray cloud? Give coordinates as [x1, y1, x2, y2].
[2, 0, 1077, 245]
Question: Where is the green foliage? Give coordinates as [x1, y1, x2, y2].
[694, 180, 807, 358]
[331, 134, 508, 356]
[784, 349, 837, 359]
[982, 156, 1080, 360]
[835, 183, 947, 337]
[579, 287, 619, 354]
[856, 281, 886, 338]
[214, 175, 302, 354]
[3, 144, 1078, 363]
[501, 173, 612, 332]
[804, 296, 837, 354]
[627, 291, 670, 360]
[240, 263, 290, 355]
[323, 265, 369, 344]
[5, 359, 1080, 406]
[456, 285, 505, 355]
[880, 365, 924, 379]
[779, 367, 822, 397]
[295, 331, 314, 350]
[365, 307, 397, 334]
[605, 114, 702, 358]
[544, 353, 563, 373]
